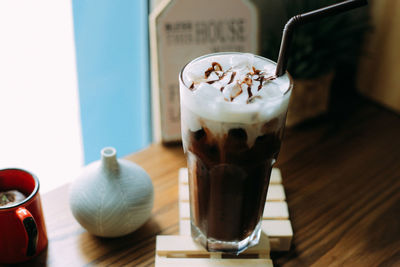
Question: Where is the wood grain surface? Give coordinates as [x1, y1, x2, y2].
[5, 98, 400, 267]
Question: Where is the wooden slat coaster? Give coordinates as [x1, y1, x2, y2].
[179, 220, 293, 252]
[155, 168, 292, 266]
[155, 235, 273, 267]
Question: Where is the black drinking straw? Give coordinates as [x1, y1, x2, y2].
[275, 0, 368, 77]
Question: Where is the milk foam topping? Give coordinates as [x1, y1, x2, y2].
[180, 53, 292, 124]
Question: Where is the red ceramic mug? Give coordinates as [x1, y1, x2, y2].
[0, 169, 48, 264]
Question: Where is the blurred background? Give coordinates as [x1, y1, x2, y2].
[0, 0, 398, 193]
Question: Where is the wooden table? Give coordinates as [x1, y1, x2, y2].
[12, 98, 400, 266]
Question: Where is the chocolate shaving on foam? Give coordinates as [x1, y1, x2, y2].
[241, 75, 253, 99]
[205, 62, 223, 78]
[265, 75, 277, 81]
[205, 67, 214, 78]
[252, 66, 261, 75]
[256, 74, 276, 91]
[243, 76, 252, 86]
[212, 62, 222, 71]
[230, 82, 243, 101]
[189, 82, 195, 90]
[247, 86, 253, 98]
[228, 72, 236, 85]
[204, 63, 228, 85]
[257, 76, 264, 91]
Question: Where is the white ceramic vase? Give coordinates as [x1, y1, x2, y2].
[69, 147, 154, 237]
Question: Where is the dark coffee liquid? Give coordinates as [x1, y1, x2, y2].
[186, 122, 284, 241]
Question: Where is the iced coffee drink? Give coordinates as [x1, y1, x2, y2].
[179, 52, 293, 253]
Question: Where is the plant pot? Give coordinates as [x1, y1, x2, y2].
[286, 71, 334, 127]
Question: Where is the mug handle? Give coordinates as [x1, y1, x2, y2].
[15, 207, 38, 257]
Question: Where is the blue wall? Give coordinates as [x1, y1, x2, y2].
[72, 0, 151, 164]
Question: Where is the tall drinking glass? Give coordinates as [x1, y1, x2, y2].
[179, 52, 293, 253]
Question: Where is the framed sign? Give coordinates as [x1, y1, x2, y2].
[150, 0, 259, 142]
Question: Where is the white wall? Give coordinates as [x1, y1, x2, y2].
[0, 1, 83, 193]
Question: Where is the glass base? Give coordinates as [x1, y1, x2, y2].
[190, 221, 262, 255]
